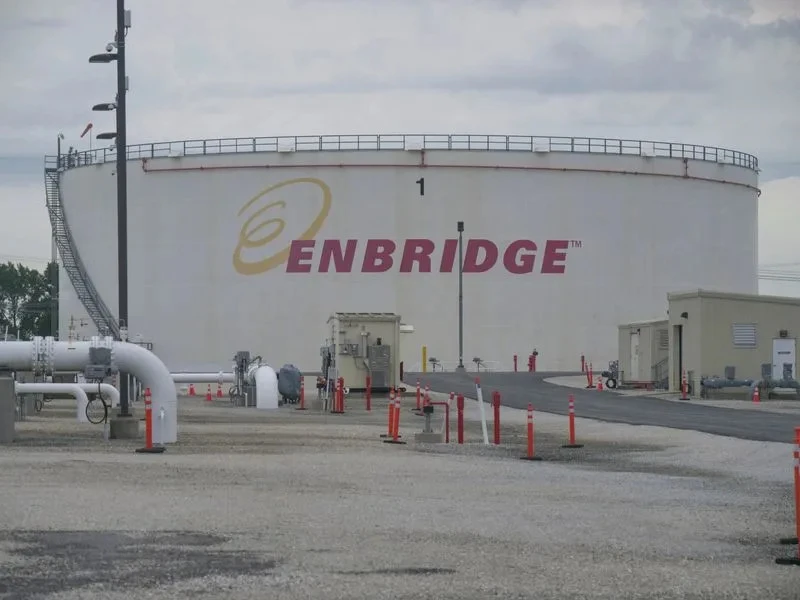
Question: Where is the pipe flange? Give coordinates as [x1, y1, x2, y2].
[32, 336, 43, 375]
[44, 336, 55, 376]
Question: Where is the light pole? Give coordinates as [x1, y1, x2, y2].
[456, 221, 465, 371]
[89, 0, 131, 418]
[56, 133, 64, 169]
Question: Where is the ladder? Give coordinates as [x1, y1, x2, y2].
[44, 158, 119, 338]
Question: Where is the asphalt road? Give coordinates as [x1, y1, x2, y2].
[405, 371, 800, 443]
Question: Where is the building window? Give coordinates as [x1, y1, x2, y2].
[658, 329, 668, 349]
[732, 323, 757, 348]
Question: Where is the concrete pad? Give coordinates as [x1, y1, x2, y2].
[109, 415, 139, 440]
[414, 431, 445, 444]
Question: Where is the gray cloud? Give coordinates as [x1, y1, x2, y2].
[0, 0, 797, 183]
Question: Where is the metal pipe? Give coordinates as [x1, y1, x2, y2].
[171, 372, 234, 384]
[0, 337, 177, 443]
[15, 383, 91, 423]
[253, 365, 279, 409]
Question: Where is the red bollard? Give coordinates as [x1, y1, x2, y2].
[776, 427, 800, 565]
[513, 354, 518, 372]
[457, 394, 465, 444]
[447, 392, 454, 444]
[528, 354, 534, 372]
[532, 354, 537, 373]
[415, 380, 421, 411]
[581, 354, 585, 373]
[296, 378, 307, 410]
[492, 391, 501, 445]
[562, 394, 584, 448]
[338, 377, 345, 412]
[365, 375, 372, 411]
[520, 404, 542, 461]
[135, 388, 165, 454]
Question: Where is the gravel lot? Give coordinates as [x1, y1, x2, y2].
[0, 391, 798, 600]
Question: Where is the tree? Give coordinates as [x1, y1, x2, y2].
[0, 261, 58, 340]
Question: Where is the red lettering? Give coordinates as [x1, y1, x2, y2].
[541, 239, 569, 273]
[287, 240, 315, 273]
[362, 239, 396, 273]
[503, 240, 537, 274]
[282, 237, 569, 273]
[319, 239, 357, 272]
[463, 239, 498, 273]
[439, 239, 457, 273]
[399, 239, 435, 273]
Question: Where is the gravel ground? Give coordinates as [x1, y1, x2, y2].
[0, 392, 798, 599]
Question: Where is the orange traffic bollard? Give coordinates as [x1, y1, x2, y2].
[296, 378, 307, 410]
[562, 394, 584, 448]
[135, 388, 165, 454]
[381, 389, 395, 438]
[776, 426, 800, 565]
[384, 388, 406, 445]
[520, 404, 542, 461]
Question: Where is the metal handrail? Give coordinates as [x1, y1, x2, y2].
[47, 133, 759, 172]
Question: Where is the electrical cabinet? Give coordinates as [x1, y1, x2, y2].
[323, 312, 401, 391]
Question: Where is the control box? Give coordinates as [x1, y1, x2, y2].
[325, 312, 401, 391]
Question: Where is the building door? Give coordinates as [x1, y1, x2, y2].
[772, 338, 796, 380]
[630, 332, 640, 380]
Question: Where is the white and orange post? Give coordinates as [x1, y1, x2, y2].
[681, 370, 688, 401]
[520, 404, 542, 461]
[562, 394, 584, 449]
[776, 427, 800, 566]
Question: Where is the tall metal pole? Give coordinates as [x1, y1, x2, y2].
[50, 238, 58, 338]
[115, 0, 130, 417]
[457, 221, 465, 371]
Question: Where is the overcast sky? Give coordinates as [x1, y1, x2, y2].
[1, 0, 798, 291]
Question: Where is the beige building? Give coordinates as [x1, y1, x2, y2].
[617, 319, 669, 387]
[619, 290, 800, 397]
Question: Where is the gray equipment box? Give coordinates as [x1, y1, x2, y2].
[278, 364, 302, 401]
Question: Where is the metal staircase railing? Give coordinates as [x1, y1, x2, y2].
[44, 157, 119, 338]
[651, 357, 670, 390]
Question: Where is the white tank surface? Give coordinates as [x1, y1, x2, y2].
[49, 134, 759, 372]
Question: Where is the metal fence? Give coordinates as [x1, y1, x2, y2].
[48, 133, 759, 172]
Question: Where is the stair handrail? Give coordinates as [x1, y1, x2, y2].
[43, 161, 120, 337]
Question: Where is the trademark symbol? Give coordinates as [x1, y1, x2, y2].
[570, 240, 582, 249]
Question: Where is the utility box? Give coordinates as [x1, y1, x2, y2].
[324, 313, 401, 392]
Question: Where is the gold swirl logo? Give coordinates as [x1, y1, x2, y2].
[233, 177, 332, 275]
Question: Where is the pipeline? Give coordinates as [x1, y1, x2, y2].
[171, 372, 234, 384]
[0, 336, 177, 444]
[15, 383, 91, 423]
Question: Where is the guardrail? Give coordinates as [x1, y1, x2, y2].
[406, 360, 508, 373]
[46, 133, 759, 172]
